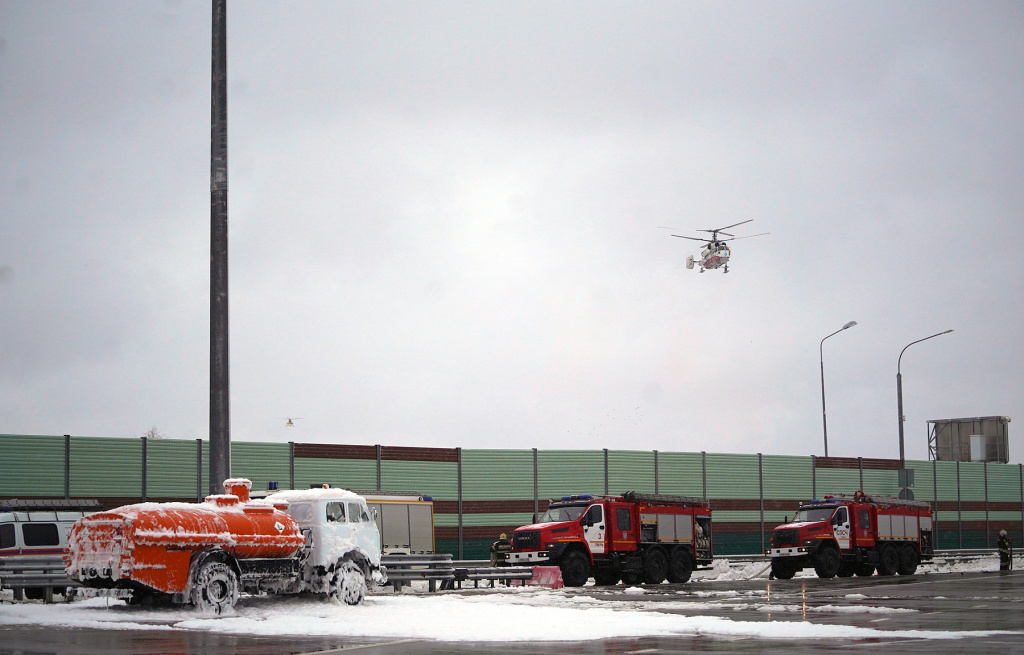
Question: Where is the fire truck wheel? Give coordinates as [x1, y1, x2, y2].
[770, 558, 797, 580]
[813, 546, 840, 579]
[559, 550, 591, 587]
[877, 544, 899, 576]
[854, 564, 876, 576]
[897, 544, 919, 576]
[593, 568, 620, 585]
[330, 559, 367, 605]
[621, 571, 644, 585]
[667, 548, 693, 583]
[191, 561, 238, 614]
[643, 546, 668, 584]
[837, 561, 855, 577]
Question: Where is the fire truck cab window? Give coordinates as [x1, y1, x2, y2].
[858, 509, 870, 528]
[583, 505, 603, 526]
[22, 523, 59, 547]
[539, 505, 587, 523]
[0, 524, 14, 549]
[792, 506, 837, 523]
[833, 507, 848, 525]
[326, 502, 346, 523]
[616, 508, 631, 531]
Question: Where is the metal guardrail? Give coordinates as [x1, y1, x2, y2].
[0, 555, 78, 603]
[380, 555, 534, 591]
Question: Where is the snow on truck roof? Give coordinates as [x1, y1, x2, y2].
[268, 486, 365, 504]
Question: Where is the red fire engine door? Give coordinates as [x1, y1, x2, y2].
[832, 506, 851, 549]
[582, 504, 606, 554]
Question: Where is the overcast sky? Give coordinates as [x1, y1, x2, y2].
[1, 1, 1021, 462]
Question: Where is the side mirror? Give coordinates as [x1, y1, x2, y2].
[371, 507, 378, 520]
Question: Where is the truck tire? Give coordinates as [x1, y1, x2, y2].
[330, 559, 367, 605]
[876, 544, 899, 576]
[191, 561, 238, 614]
[897, 544, 918, 576]
[667, 548, 693, 583]
[837, 561, 855, 577]
[559, 550, 591, 587]
[621, 571, 644, 585]
[813, 546, 840, 579]
[770, 558, 797, 580]
[643, 546, 669, 584]
[593, 567, 620, 586]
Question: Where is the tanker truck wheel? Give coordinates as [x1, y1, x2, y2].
[191, 561, 238, 614]
[330, 559, 366, 605]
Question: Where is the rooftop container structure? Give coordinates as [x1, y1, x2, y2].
[928, 416, 1010, 463]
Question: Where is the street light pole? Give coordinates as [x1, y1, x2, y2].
[820, 321, 857, 457]
[897, 329, 954, 463]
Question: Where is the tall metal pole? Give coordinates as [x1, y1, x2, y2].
[209, 0, 231, 494]
[897, 330, 953, 464]
[819, 321, 857, 457]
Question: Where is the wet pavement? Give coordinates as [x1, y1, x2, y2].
[2, 570, 1022, 654]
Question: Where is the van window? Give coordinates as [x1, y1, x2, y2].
[326, 502, 346, 522]
[23, 523, 60, 547]
[348, 502, 369, 522]
[0, 524, 15, 549]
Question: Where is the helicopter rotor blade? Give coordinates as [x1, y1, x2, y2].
[717, 219, 754, 231]
[671, 235, 709, 242]
[721, 232, 770, 241]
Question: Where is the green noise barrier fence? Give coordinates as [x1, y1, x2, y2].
[2, 434, 1022, 558]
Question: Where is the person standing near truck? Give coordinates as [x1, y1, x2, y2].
[998, 529, 1013, 571]
[490, 533, 512, 566]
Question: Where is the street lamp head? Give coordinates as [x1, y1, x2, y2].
[842, 321, 857, 330]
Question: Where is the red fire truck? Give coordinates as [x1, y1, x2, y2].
[507, 492, 713, 587]
[767, 491, 934, 579]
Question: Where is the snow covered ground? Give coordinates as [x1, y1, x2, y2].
[0, 556, 1019, 644]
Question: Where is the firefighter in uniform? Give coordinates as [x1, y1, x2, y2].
[490, 533, 513, 566]
[490, 533, 513, 585]
[998, 529, 1012, 571]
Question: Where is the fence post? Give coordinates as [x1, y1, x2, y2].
[533, 448, 539, 522]
[141, 436, 148, 502]
[758, 453, 765, 553]
[603, 449, 609, 495]
[289, 441, 295, 490]
[376, 444, 382, 491]
[811, 455, 816, 500]
[957, 461, 962, 549]
[63, 433, 70, 501]
[457, 447, 463, 560]
[858, 456, 863, 491]
[933, 458, 939, 547]
[196, 439, 203, 502]
[984, 462, 990, 548]
[653, 450, 659, 494]
[701, 451, 707, 499]
[1020, 463, 1023, 545]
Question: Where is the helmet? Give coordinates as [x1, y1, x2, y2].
[500, 533, 507, 540]
[1001, 529, 1008, 537]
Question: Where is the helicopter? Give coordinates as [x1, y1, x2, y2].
[282, 417, 302, 427]
[666, 219, 769, 273]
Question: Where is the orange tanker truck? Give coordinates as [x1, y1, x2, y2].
[65, 479, 385, 612]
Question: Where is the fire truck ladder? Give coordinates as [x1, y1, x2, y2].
[621, 491, 710, 508]
[822, 492, 931, 510]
